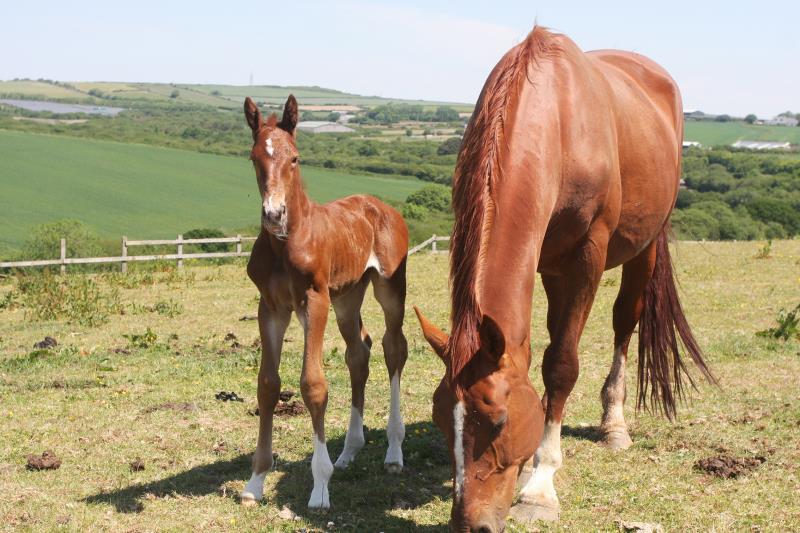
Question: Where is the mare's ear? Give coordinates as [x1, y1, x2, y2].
[244, 97, 262, 139]
[414, 306, 449, 363]
[278, 94, 298, 136]
[479, 314, 506, 363]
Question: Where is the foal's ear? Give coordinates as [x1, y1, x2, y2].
[414, 306, 449, 363]
[278, 94, 299, 135]
[244, 97, 262, 139]
[479, 314, 506, 361]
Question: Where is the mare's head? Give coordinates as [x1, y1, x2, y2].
[415, 308, 543, 533]
[244, 95, 300, 238]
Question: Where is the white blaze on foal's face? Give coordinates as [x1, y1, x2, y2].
[265, 137, 274, 157]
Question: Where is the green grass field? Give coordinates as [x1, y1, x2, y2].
[685, 121, 800, 146]
[0, 241, 798, 531]
[0, 130, 425, 254]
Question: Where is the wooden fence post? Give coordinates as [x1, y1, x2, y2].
[121, 236, 128, 273]
[60, 238, 66, 274]
[431, 234, 437, 253]
[177, 234, 184, 270]
[236, 234, 242, 255]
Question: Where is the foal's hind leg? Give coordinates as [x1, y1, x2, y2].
[372, 262, 408, 473]
[332, 279, 372, 469]
[600, 242, 657, 450]
[241, 297, 291, 505]
[513, 236, 606, 523]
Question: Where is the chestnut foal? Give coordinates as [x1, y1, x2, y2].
[239, 96, 409, 509]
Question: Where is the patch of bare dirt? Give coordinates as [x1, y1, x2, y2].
[129, 458, 145, 472]
[694, 454, 766, 478]
[26, 451, 61, 471]
[275, 400, 305, 417]
[140, 402, 197, 414]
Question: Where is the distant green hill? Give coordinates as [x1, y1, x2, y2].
[0, 130, 425, 255]
[0, 79, 473, 112]
[685, 121, 800, 146]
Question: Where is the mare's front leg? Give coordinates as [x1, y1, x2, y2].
[241, 297, 291, 505]
[512, 235, 607, 523]
[298, 286, 334, 509]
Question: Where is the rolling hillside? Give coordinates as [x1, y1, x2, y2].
[684, 121, 800, 146]
[0, 130, 425, 255]
[0, 80, 473, 112]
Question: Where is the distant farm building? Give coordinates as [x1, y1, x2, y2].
[683, 141, 701, 149]
[766, 116, 799, 127]
[731, 140, 791, 151]
[296, 121, 355, 134]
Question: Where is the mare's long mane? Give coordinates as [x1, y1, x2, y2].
[447, 26, 561, 384]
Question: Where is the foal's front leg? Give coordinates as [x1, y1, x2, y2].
[241, 298, 290, 505]
[298, 287, 334, 509]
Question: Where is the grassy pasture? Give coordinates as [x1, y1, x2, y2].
[0, 241, 799, 531]
[685, 121, 800, 146]
[0, 130, 425, 254]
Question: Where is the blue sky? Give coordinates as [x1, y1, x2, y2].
[2, 0, 797, 117]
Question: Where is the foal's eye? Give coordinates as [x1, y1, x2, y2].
[291, 156, 299, 165]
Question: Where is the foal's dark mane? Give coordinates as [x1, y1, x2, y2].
[447, 26, 561, 384]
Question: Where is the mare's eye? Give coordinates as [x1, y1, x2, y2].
[291, 156, 299, 164]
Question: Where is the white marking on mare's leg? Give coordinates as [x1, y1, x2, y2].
[601, 346, 633, 449]
[308, 434, 334, 509]
[265, 137, 274, 156]
[241, 470, 267, 503]
[334, 406, 365, 469]
[384, 372, 405, 472]
[519, 421, 562, 507]
[453, 401, 466, 501]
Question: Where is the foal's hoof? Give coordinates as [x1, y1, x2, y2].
[240, 495, 259, 507]
[384, 462, 403, 474]
[509, 500, 559, 523]
[601, 429, 633, 451]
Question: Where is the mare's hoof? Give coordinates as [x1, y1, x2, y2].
[601, 429, 633, 451]
[384, 462, 403, 474]
[509, 500, 559, 523]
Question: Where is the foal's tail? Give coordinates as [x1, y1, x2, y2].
[637, 224, 716, 420]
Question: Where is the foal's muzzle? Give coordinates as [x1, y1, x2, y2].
[261, 203, 286, 227]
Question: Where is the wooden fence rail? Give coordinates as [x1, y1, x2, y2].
[0, 234, 449, 272]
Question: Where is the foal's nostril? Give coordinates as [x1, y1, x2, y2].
[476, 526, 493, 533]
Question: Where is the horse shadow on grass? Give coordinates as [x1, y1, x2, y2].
[83, 421, 451, 532]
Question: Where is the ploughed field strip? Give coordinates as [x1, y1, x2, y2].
[0, 243, 799, 531]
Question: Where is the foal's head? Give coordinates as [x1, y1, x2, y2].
[415, 308, 543, 532]
[244, 95, 300, 238]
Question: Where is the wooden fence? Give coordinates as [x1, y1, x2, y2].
[0, 234, 450, 273]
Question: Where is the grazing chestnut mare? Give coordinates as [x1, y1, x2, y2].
[239, 95, 409, 509]
[415, 27, 714, 531]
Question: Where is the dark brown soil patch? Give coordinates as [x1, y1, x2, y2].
[33, 337, 57, 349]
[275, 400, 305, 417]
[694, 454, 766, 478]
[111, 347, 131, 355]
[215, 391, 244, 402]
[279, 389, 295, 402]
[140, 402, 197, 414]
[248, 398, 306, 417]
[26, 451, 61, 471]
[129, 458, 145, 472]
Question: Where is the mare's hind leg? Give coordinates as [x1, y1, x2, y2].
[512, 235, 607, 523]
[241, 297, 291, 505]
[372, 260, 408, 473]
[600, 242, 657, 450]
[332, 279, 372, 469]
